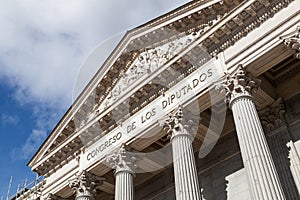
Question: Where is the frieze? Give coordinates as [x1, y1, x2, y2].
[80, 57, 225, 170]
[95, 34, 199, 114]
[208, 0, 295, 56]
[32, 0, 297, 176]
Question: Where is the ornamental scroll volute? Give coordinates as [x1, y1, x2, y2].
[280, 26, 300, 59]
[105, 144, 138, 175]
[160, 106, 196, 139]
[259, 98, 286, 133]
[216, 65, 260, 106]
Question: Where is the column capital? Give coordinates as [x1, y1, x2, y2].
[159, 106, 195, 140]
[259, 98, 286, 134]
[106, 144, 137, 175]
[280, 26, 300, 59]
[217, 65, 260, 108]
[161, 105, 201, 199]
[68, 170, 104, 200]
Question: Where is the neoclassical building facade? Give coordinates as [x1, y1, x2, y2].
[19, 0, 300, 199]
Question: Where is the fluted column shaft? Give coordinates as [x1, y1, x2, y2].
[268, 130, 300, 199]
[218, 66, 286, 200]
[288, 141, 300, 194]
[106, 145, 136, 200]
[259, 98, 300, 199]
[75, 191, 93, 200]
[115, 170, 134, 200]
[171, 132, 201, 200]
[161, 106, 201, 200]
[231, 95, 286, 199]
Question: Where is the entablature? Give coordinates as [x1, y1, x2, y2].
[28, 0, 296, 178]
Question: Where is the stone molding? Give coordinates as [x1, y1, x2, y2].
[46, 193, 67, 200]
[280, 26, 300, 59]
[30, 0, 297, 176]
[94, 34, 199, 116]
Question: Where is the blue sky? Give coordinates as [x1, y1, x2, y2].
[0, 0, 188, 197]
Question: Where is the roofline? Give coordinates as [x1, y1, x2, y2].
[27, 0, 197, 166]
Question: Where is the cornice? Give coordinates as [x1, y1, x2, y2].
[29, 0, 296, 176]
[27, 0, 226, 169]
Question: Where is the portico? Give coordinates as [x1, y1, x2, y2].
[22, 0, 300, 200]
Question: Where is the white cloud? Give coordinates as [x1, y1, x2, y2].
[1, 114, 19, 126]
[11, 105, 64, 160]
[1, 0, 188, 159]
[0, 0, 188, 108]
[12, 129, 47, 160]
[20, 129, 47, 160]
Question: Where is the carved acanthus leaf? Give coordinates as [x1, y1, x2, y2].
[259, 98, 286, 133]
[106, 144, 137, 174]
[159, 106, 195, 139]
[68, 170, 104, 199]
[280, 26, 300, 59]
[216, 65, 260, 105]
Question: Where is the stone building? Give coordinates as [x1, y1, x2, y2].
[20, 0, 300, 199]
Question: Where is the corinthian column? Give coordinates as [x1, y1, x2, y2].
[218, 65, 286, 200]
[69, 170, 104, 200]
[106, 144, 136, 200]
[161, 106, 201, 200]
[260, 99, 300, 199]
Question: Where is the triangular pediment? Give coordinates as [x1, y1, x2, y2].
[95, 33, 201, 114]
[29, 32, 203, 172]
[28, 0, 247, 175]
